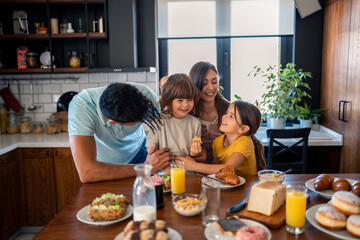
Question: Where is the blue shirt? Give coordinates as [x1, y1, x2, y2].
[68, 82, 158, 164]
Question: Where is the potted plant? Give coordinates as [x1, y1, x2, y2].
[248, 63, 312, 129]
[296, 102, 326, 129]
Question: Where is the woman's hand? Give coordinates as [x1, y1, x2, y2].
[190, 140, 202, 157]
[176, 155, 197, 171]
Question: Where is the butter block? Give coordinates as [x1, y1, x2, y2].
[247, 181, 286, 216]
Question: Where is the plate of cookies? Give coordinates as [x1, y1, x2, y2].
[305, 174, 359, 199]
[204, 216, 271, 240]
[306, 190, 360, 240]
[77, 193, 133, 225]
[114, 219, 182, 240]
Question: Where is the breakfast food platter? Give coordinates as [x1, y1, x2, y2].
[201, 174, 245, 189]
[76, 204, 133, 225]
[204, 219, 271, 240]
[114, 227, 182, 240]
[306, 204, 359, 240]
[305, 178, 357, 199]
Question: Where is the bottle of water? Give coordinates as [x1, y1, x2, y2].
[133, 164, 157, 221]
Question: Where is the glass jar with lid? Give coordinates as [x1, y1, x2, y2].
[33, 122, 44, 134]
[46, 116, 61, 134]
[6, 112, 19, 134]
[19, 116, 32, 134]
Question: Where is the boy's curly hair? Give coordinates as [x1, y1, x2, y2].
[100, 83, 161, 131]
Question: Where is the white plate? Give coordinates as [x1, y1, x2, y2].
[201, 174, 246, 189]
[114, 227, 182, 240]
[306, 204, 358, 240]
[76, 204, 133, 225]
[305, 178, 357, 199]
[204, 218, 272, 240]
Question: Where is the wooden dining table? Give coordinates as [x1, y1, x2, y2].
[34, 173, 360, 240]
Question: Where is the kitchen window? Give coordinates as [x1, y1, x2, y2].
[157, 0, 295, 103]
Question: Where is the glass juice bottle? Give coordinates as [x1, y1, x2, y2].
[133, 164, 157, 221]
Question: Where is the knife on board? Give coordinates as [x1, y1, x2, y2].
[228, 197, 249, 214]
[186, 171, 233, 185]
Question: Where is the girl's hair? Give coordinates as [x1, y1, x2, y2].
[189, 61, 230, 127]
[233, 100, 266, 171]
[158, 73, 200, 116]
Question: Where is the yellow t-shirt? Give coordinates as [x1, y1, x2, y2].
[212, 135, 257, 175]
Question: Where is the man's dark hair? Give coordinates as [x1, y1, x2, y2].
[99, 83, 161, 131]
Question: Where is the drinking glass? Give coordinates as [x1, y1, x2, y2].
[170, 160, 185, 195]
[286, 185, 307, 234]
[201, 182, 220, 226]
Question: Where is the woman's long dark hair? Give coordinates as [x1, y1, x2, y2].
[233, 100, 266, 171]
[189, 61, 229, 127]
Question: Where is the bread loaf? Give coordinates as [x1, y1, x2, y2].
[247, 181, 286, 216]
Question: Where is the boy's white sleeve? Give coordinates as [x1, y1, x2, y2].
[145, 128, 159, 150]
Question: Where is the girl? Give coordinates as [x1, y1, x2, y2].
[177, 100, 266, 175]
[146, 73, 206, 168]
[189, 62, 230, 163]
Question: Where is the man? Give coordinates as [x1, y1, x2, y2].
[68, 82, 171, 183]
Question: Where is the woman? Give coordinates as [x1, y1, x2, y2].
[189, 61, 230, 163]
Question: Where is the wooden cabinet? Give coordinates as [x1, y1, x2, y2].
[321, 0, 360, 173]
[53, 148, 82, 212]
[22, 148, 57, 226]
[0, 150, 21, 240]
[21, 148, 81, 225]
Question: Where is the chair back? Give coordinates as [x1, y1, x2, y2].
[266, 128, 311, 173]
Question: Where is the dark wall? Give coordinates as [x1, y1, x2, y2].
[136, 0, 156, 68]
[294, 3, 324, 109]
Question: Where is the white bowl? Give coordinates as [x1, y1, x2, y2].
[172, 194, 206, 217]
[258, 169, 285, 183]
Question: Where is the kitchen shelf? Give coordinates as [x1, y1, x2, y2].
[0, 68, 52, 73]
[0, 34, 49, 39]
[53, 67, 87, 72]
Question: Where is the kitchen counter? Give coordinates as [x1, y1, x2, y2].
[255, 125, 343, 147]
[0, 124, 343, 156]
[0, 132, 70, 155]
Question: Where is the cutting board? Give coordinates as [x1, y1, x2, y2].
[227, 204, 285, 229]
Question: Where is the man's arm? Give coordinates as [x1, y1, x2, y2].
[69, 135, 137, 183]
[70, 136, 173, 183]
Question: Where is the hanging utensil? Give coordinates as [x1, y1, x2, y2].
[27, 81, 41, 111]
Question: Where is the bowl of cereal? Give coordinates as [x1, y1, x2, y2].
[172, 193, 207, 217]
[258, 169, 285, 183]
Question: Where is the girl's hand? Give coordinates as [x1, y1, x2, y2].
[176, 155, 196, 171]
[190, 140, 202, 157]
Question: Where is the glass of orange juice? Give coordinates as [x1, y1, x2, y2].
[286, 185, 307, 234]
[170, 160, 185, 195]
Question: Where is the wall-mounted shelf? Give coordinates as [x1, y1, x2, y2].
[0, 0, 107, 74]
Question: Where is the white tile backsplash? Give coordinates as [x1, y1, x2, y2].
[108, 73, 127, 83]
[0, 72, 156, 120]
[127, 72, 146, 83]
[61, 84, 79, 93]
[43, 84, 61, 93]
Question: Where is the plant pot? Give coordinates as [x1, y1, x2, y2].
[267, 116, 286, 129]
[300, 119, 313, 129]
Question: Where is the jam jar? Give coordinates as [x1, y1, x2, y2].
[20, 116, 32, 134]
[26, 52, 39, 68]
